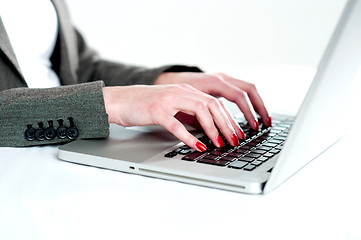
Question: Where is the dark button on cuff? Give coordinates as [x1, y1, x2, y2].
[44, 120, 56, 140]
[35, 122, 45, 141]
[66, 117, 78, 140]
[25, 125, 36, 141]
[66, 128, 78, 140]
[57, 119, 67, 139]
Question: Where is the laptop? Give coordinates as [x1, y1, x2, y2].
[58, 0, 361, 194]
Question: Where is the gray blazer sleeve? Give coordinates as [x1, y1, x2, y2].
[0, 81, 109, 147]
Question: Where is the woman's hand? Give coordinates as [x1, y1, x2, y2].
[155, 72, 272, 129]
[103, 84, 244, 152]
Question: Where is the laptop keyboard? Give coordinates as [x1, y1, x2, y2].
[164, 116, 294, 172]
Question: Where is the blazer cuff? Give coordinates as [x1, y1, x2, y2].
[0, 81, 109, 147]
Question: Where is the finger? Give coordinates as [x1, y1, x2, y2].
[217, 74, 272, 127]
[239, 81, 271, 127]
[158, 115, 207, 152]
[219, 99, 246, 141]
[171, 96, 226, 148]
[168, 85, 237, 147]
[209, 79, 260, 130]
[175, 89, 239, 147]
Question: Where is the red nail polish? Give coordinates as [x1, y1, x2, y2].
[239, 129, 246, 140]
[231, 133, 240, 146]
[267, 116, 272, 127]
[195, 141, 207, 152]
[217, 134, 225, 147]
[254, 120, 259, 131]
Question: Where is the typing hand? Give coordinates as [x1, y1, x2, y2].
[155, 72, 272, 129]
[103, 84, 245, 152]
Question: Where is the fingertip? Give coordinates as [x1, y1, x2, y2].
[267, 115, 272, 127]
[254, 119, 260, 131]
[216, 134, 225, 148]
[195, 141, 207, 152]
[239, 128, 246, 140]
[231, 133, 240, 146]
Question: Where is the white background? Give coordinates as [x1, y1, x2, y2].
[67, 0, 345, 72]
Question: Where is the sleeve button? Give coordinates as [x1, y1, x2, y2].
[66, 117, 78, 140]
[25, 125, 36, 141]
[66, 128, 78, 140]
[44, 120, 56, 140]
[35, 122, 45, 141]
[57, 119, 67, 139]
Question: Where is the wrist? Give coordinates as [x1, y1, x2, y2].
[154, 72, 178, 85]
[102, 87, 118, 124]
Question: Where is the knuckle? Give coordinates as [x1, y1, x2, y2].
[157, 91, 170, 103]
[237, 90, 248, 100]
[195, 100, 208, 111]
[207, 74, 225, 85]
[149, 102, 163, 115]
[246, 83, 258, 92]
[207, 97, 220, 108]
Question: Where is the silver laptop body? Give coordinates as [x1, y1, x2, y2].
[58, 0, 361, 194]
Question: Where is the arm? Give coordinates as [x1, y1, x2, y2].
[0, 81, 109, 147]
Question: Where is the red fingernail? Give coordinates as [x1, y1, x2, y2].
[195, 141, 207, 152]
[239, 129, 246, 140]
[267, 116, 272, 127]
[217, 134, 225, 148]
[231, 133, 240, 146]
[254, 120, 259, 131]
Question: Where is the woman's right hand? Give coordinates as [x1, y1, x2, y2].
[102, 84, 244, 152]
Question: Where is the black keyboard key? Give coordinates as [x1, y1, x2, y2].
[228, 160, 248, 169]
[251, 160, 263, 166]
[257, 156, 268, 162]
[243, 164, 256, 171]
[268, 140, 282, 144]
[182, 152, 205, 161]
[164, 151, 177, 158]
[178, 148, 192, 155]
[203, 154, 219, 160]
[233, 148, 249, 154]
[247, 141, 259, 147]
[263, 143, 278, 148]
[257, 146, 272, 151]
[270, 129, 282, 134]
[275, 145, 283, 150]
[252, 149, 267, 154]
[263, 152, 275, 158]
[245, 153, 261, 158]
[209, 149, 227, 156]
[219, 156, 237, 162]
[240, 145, 254, 150]
[227, 152, 244, 158]
[198, 158, 229, 166]
[269, 148, 281, 154]
[278, 133, 288, 138]
[238, 156, 255, 162]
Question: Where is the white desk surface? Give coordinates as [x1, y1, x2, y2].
[1, 66, 360, 240]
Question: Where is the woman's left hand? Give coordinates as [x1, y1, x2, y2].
[155, 72, 272, 130]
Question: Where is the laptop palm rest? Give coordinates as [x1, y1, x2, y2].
[59, 124, 182, 163]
